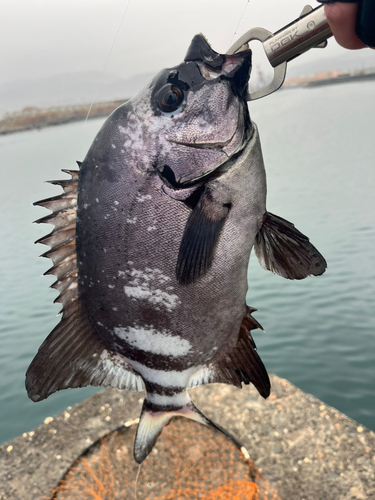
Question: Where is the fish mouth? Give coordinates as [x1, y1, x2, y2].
[168, 128, 237, 152]
[156, 125, 253, 192]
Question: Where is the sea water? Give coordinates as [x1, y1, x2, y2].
[0, 81, 374, 444]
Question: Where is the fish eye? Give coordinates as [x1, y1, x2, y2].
[156, 84, 184, 113]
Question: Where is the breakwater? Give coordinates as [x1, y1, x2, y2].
[1, 375, 374, 500]
[0, 100, 127, 135]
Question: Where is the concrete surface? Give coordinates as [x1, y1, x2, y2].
[0, 374, 374, 500]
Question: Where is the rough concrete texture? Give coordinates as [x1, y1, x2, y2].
[0, 374, 374, 500]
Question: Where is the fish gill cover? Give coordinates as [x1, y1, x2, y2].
[26, 34, 326, 463]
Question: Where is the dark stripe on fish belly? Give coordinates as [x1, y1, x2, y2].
[143, 396, 187, 414]
[110, 329, 200, 371]
[144, 380, 185, 397]
[111, 340, 198, 371]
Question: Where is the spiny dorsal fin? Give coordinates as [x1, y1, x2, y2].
[34, 169, 79, 308]
[254, 211, 327, 280]
[27, 167, 144, 400]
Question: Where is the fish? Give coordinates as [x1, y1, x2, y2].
[26, 34, 327, 463]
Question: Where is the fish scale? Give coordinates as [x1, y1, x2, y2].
[26, 34, 326, 463]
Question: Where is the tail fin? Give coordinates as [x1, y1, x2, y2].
[133, 392, 242, 463]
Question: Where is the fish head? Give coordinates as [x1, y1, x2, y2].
[127, 34, 252, 187]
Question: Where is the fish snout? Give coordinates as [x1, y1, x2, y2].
[185, 34, 251, 94]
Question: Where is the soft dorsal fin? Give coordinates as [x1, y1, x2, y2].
[176, 183, 231, 285]
[254, 212, 327, 280]
[26, 169, 144, 402]
[188, 307, 270, 399]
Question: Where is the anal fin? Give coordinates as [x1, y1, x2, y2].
[255, 211, 327, 280]
[25, 302, 144, 402]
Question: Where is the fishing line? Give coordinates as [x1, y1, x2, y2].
[134, 463, 142, 499]
[230, 0, 251, 48]
[82, 0, 132, 128]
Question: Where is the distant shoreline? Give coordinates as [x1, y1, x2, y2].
[283, 68, 375, 89]
[1, 69, 373, 136]
[0, 99, 128, 136]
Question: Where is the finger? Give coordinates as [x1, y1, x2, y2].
[324, 3, 368, 49]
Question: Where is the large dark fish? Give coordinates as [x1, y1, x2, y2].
[26, 35, 326, 463]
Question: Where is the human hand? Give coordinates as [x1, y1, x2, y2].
[324, 2, 368, 48]
[318, 0, 375, 49]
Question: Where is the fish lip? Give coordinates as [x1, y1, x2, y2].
[167, 126, 237, 151]
[155, 126, 254, 191]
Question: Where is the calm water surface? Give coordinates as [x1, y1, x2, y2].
[0, 82, 374, 444]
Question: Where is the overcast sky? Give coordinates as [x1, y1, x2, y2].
[2, 0, 357, 86]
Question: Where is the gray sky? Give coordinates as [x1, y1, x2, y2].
[1, 0, 355, 85]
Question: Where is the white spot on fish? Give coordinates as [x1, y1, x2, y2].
[124, 286, 180, 312]
[118, 271, 126, 277]
[147, 226, 157, 232]
[123, 268, 178, 311]
[111, 144, 116, 149]
[108, 284, 115, 289]
[146, 392, 189, 407]
[114, 325, 191, 356]
[128, 268, 170, 284]
[124, 358, 199, 388]
[96, 198, 99, 203]
[114, 200, 119, 205]
[118, 125, 127, 134]
[83, 203, 89, 209]
[126, 217, 137, 224]
[112, 307, 118, 311]
[136, 194, 152, 202]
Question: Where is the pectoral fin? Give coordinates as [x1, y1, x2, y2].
[176, 183, 231, 285]
[254, 212, 327, 280]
